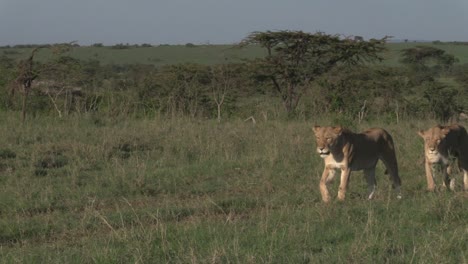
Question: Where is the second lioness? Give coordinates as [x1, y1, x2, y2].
[417, 124, 468, 191]
[313, 126, 402, 203]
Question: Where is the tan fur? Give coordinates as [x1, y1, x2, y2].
[313, 126, 401, 203]
[417, 124, 468, 191]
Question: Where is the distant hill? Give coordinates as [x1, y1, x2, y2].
[2, 42, 468, 66]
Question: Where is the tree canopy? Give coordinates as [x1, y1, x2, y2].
[239, 30, 387, 113]
[400, 45, 458, 71]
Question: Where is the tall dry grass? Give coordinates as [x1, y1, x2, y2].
[0, 112, 466, 263]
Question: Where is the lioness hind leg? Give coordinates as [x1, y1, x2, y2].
[327, 169, 336, 183]
[449, 179, 456, 191]
[458, 159, 468, 191]
[442, 164, 454, 191]
[364, 168, 376, 200]
[381, 157, 402, 199]
[463, 169, 468, 191]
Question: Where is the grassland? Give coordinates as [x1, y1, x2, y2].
[2, 42, 468, 66]
[0, 39, 467, 263]
[0, 112, 466, 263]
[0, 45, 266, 66]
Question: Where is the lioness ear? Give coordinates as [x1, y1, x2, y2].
[417, 130, 425, 138]
[333, 126, 343, 135]
[313, 125, 320, 134]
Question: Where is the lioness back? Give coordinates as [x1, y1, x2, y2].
[346, 128, 397, 167]
[362, 128, 394, 143]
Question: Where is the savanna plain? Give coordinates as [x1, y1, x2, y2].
[0, 114, 466, 263]
[0, 41, 467, 263]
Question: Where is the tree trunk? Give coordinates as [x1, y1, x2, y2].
[21, 90, 29, 122]
[217, 103, 221, 123]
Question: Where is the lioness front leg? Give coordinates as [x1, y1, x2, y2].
[319, 167, 333, 203]
[425, 161, 436, 191]
[337, 168, 351, 201]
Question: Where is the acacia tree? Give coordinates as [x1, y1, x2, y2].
[11, 48, 40, 122]
[9, 43, 80, 120]
[400, 45, 457, 72]
[210, 64, 240, 122]
[239, 31, 387, 114]
[139, 64, 211, 118]
[423, 82, 460, 122]
[400, 45, 460, 121]
[40, 55, 84, 117]
[400, 45, 458, 85]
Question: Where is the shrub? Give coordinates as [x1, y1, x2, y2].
[423, 81, 461, 122]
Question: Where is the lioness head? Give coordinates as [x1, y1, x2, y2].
[418, 126, 450, 160]
[313, 126, 343, 158]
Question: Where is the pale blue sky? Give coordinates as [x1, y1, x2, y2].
[1, 0, 467, 45]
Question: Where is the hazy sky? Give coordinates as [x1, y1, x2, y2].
[1, 0, 467, 46]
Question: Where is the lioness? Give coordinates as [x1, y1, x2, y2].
[417, 124, 468, 191]
[313, 126, 401, 203]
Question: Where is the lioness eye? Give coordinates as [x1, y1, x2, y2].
[437, 139, 441, 144]
[326, 138, 331, 142]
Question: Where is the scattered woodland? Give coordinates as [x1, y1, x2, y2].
[1, 31, 467, 123]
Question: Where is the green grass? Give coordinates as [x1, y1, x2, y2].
[0, 112, 466, 263]
[3, 42, 468, 66]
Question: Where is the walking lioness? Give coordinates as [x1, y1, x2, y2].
[313, 126, 402, 203]
[417, 124, 468, 191]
